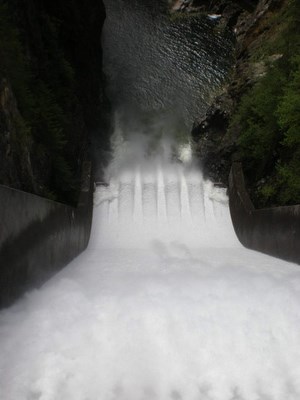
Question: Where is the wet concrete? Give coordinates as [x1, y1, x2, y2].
[0, 163, 94, 308]
[229, 162, 300, 264]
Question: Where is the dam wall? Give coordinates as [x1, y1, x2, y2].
[229, 162, 300, 264]
[0, 163, 94, 308]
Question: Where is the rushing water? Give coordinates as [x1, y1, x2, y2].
[1, 139, 300, 400]
[1, 2, 300, 400]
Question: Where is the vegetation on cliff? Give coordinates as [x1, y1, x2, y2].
[0, 0, 107, 204]
[229, 0, 300, 207]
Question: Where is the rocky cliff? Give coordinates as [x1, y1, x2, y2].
[0, 0, 110, 204]
[2, 0, 298, 207]
[185, 0, 299, 207]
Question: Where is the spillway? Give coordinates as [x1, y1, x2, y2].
[1, 1, 300, 397]
[93, 161, 236, 249]
[1, 144, 300, 400]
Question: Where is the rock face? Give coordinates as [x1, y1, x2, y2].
[191, 0, 286, 184]
[0, 0, 110, 203]
[0, 79, 35, 191]
[191, 94, 235, 184]
[170, 0, 259, 28]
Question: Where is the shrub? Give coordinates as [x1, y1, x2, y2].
[229, 0, 300, 206]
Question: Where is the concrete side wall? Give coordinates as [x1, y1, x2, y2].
[229, 162, 300, 264]
[0, 163, 94, 308]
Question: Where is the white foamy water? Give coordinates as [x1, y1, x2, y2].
[93, 161, 235, 249]
[1, 141, 300, 400]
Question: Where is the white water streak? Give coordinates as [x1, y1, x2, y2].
[1, 135, 300, 400]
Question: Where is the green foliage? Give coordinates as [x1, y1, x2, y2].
[277, 156, 300, 204]
[276, 55, 300, 204]
[259, 183, 276, 202]
[250, 0, 300, 62]
[277, 56, 300, 147]
[169, 11, 205, 22]
[229, 0, 300, 207]
[232, 65, 287, 176]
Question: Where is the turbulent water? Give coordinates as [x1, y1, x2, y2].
[1, 136, 300, 400]
[1, 1, 300, 400]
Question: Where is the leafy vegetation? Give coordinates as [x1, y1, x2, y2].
[229, 0, 300, 207]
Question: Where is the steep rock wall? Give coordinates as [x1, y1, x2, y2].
[0, 0, 110, 203]
[191, 0, 289, 187]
